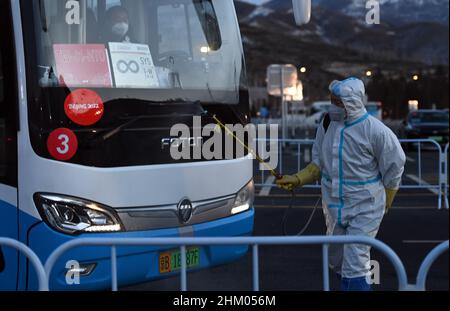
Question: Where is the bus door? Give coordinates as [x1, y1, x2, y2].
[0, 0, 19, 291]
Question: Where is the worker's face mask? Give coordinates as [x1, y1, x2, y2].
[112, 22, 129, 37]
[329, 104, 346, 122]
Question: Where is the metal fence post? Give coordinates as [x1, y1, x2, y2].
[443, 144, 449, 210]
[111, 246, 118, 292]
[279, 141, 283, 175]
[418, 142, 422, 184]
[415, 241, 449, 290]
[180, 245, 187, 291]
[252, 244, 260, 291]
[435, 142, 444, 210]
[322, 244, 330, 291]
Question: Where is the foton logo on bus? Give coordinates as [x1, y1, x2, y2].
[53, 44, 112, 88]
[64, 89, 104, 126]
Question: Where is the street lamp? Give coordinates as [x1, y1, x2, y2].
[412, 74, 419, 81]
[300, 67, 307, 73]
[366, 70, 372, 77]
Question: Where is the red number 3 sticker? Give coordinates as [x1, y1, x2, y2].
[47, 128, 78, 161]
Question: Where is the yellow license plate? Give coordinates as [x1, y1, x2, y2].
[159, 247, 200, 274]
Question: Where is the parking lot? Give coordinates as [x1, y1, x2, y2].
[126, 145, 449, 291]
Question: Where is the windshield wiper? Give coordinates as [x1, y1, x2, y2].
[85, 98, 246, 147]
[87, 102, 207, 146]
[84, 116, 142, 148]
[101, 116, 143, 142]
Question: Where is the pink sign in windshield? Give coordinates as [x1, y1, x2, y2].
[53, 44, 112, 88]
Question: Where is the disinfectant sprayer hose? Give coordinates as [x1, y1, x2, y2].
[282, 190, 322, 236]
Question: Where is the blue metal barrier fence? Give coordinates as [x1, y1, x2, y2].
[45, 236, 411, 291]
[255, 138, 447, 210]
[2, 236, 448, 291]
[0, 237, 48, 291]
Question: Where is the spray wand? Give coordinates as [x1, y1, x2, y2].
[211, 114, 283, 180]
[197, 103, 281, 178]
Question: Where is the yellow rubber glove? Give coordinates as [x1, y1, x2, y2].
[276, 175, 300, 191]
[276, 163, 321, 192]
[385, 188, 398, 214]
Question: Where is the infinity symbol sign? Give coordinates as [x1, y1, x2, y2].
[117, 60, 140, 74]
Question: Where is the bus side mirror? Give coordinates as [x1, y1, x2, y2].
[292, 0, 311, 26]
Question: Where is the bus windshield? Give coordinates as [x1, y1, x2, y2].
[28, 0, 245, 103]
[22, 0, 249, 167]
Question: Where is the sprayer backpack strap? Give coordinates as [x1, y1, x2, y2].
[323, 113, 331, 134]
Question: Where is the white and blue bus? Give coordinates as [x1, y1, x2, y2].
[0, 0, 255, 290]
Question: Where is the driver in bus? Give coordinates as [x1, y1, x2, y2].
[103, 6, 134, 43]
[102, 5, 173, 88]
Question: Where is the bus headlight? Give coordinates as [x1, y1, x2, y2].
[34, 194, 123, 235]
[231, 180, 255, 215]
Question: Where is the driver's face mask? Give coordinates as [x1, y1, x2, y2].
[112, 22, 129, 37]
[329, 103, 346, 123]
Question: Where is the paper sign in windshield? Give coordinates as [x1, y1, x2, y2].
[64, 89, 104, 126]
[109, 43, 159, 88]
[53, 44, 112, 87]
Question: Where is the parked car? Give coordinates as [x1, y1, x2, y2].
[404, 110, 449, 146]
[304, 111, 326, 129]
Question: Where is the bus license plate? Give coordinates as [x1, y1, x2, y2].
[159, 247, 200, 274]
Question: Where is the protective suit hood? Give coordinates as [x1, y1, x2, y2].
[329, 78, 367, 121]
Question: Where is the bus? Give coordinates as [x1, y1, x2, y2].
[0, 0, 255, 290]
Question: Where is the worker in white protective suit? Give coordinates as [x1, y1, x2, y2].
[277, 77, 406, 291]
